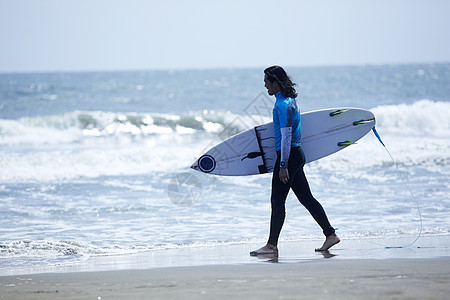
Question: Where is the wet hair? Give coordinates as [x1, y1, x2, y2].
[264, 66, 298, 99]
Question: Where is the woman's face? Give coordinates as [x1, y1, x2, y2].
[264, 75, 280, 96]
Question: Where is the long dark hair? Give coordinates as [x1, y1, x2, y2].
[264, 66, 298, 99]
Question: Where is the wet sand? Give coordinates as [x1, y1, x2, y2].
[1, 258, 449, 299]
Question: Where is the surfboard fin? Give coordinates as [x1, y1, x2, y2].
[329, 109, 349, 117]
[353, 119, 374, 126]
[337, 141, 357, 147]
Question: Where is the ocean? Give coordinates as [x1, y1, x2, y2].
[0, 63, 449, 274]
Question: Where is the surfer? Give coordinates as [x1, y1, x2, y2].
[251, 66, 340, 256]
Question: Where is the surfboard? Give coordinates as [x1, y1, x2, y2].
[191, 108, 375, 176]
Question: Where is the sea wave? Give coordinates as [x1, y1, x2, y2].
[0, 100, 447, 182]
[371, 99, 450, 137]
[0, 109, 269, 146]
[0, 100, 448, 147]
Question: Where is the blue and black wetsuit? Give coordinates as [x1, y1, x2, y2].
[268, 92, 335, 246]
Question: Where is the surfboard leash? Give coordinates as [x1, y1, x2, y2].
[367, 126, 423, 248]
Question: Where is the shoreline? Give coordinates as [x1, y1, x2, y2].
[1, 235, 449, 277]
[1, 236, 449, 299]
[1, 257, 449, 299]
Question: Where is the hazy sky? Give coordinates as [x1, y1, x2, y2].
[1, 0, 450, 73]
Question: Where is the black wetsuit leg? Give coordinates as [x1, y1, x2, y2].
[268, 147, 335, 246]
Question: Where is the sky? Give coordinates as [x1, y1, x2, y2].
[1, 0, 450, 73]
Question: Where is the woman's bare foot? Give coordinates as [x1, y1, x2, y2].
[250, 243, 278, 256]
[315, 233, 340, 251]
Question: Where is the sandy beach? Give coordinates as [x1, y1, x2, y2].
[1, 236, 450, 300]
[0, 258, 449, 300]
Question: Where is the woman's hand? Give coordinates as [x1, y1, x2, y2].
[279, 167, 289, 184]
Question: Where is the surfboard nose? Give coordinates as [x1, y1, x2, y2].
[190, 161, 199, 171]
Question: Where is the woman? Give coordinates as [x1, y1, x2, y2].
[250, 66, 340, 256]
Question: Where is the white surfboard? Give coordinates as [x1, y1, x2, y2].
[191, 108, 375, 176]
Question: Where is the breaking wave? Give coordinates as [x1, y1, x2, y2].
[0, 100, 447, 182]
